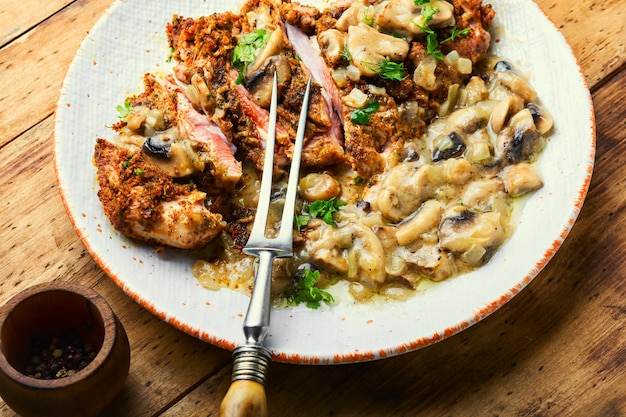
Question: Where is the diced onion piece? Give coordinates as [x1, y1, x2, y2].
[343, 88, 369, 108]
[465, 142, 492, 162]
[445, 50, 472, 74]
[461, 243, 487, 266]
[346, 64, 361, 82]
[332, 67, 348, 87]
[438, 84, 460, 116]
[368, 84, 387, 96]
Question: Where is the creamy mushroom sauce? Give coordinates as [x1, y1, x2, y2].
[193, 52, 553, 304]
[102, 0, 553, 305]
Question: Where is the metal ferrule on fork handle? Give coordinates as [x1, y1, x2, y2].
[230, 345, 272, 385]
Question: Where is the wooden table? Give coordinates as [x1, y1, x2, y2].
[1, 0, 624, 415]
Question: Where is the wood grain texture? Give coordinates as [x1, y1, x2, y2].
[0, 0, 72, 46]
[0, 0, 113, 147]
[0, 0, 624, 416]
[537, 0, 625, 87]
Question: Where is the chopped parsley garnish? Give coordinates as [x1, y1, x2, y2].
[364, 58, 407, 81]
[421, 3, 440, 22]
[232, 29, 271, 84]
[341, 45, 352, 62]
[307, 197, 346, 225]
[362, 7, 375, 26]
[442, 26, 471, 44]
[424, 29, 445, 60]
[286, 269, 334, 309]
[166, 47, 174, 63]
[295, 197, 346, 230]
[133, 168, 145, 176]
[294, 214, 311, 231]
[350, 100, 380, 125]
[411, 0, 471, 60]
[415, 19, 470, 60]
[116, 101, 132, 119]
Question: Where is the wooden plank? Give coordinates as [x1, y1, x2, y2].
[536, 0, 626, 87]
[0, 116, 232, 416]
[0, 0, 73, 46]
[0, 0, 114, 148]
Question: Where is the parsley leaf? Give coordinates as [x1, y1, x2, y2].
[441, 26, 471, 44]
[426, 30, 445, 60]
[232, 29, 271, 84]
[364, 58, 407, 81]
[341, 45, 352, 62]
[306, 197, 346, 226]
[286, 269, 334, 309]
[116, 101, 132, 119]
[421, 4, 440, 22]
[350, 100, 380, 125]
[294, 214, 311, 231]
[414, 0, 430, 4]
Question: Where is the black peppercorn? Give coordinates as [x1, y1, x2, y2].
[25, 330, 98, 380]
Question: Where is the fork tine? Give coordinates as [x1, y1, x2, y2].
[277, 77, 311, 244]
[246, 73, 279, 246]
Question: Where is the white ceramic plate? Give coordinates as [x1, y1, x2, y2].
[54, 0, 595, 364]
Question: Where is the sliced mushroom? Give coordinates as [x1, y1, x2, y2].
[318, 29, 346, 66]
[305, 220, 349, 274]
[445, 105, 490, 134]
[461, 177, 508, 213]
[496, 108, 545, 165]
[404, 244, 453, 281]
[346, 23, 410, 78]
[141, 129, 198, 178]
[335, 2, 374, 32]
[424, 0, 455, 28]
[439, 206, 505, 255]
[246, 54, 292, 108]
[493, 60, 513, 72]
[489, 95, 512, 134]
[428, 157, 474, 186]
[395, 199, 442, 246]
[526, 102, 554, 135]
[376, 0, 455, 37]
[336, 221, 387, 286]
[502, 162, 544, 197]
[299, 173, 342, 202]
[496, 70, 537, 103]
[432, 131, 466, 162]
[245, 28, 284, 78]
[306, 220, 387, 286]
[376, 162, 430, 222]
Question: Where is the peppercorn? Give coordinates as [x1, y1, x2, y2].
[24, 330, 98, 380]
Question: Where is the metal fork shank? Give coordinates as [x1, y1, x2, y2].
[243, 250, 275, 345]
[239, 74, 312, 352]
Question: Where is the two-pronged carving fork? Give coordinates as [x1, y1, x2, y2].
[219, 73, 312, 417]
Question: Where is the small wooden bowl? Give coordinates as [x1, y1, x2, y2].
[0, 281, 130, 417]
